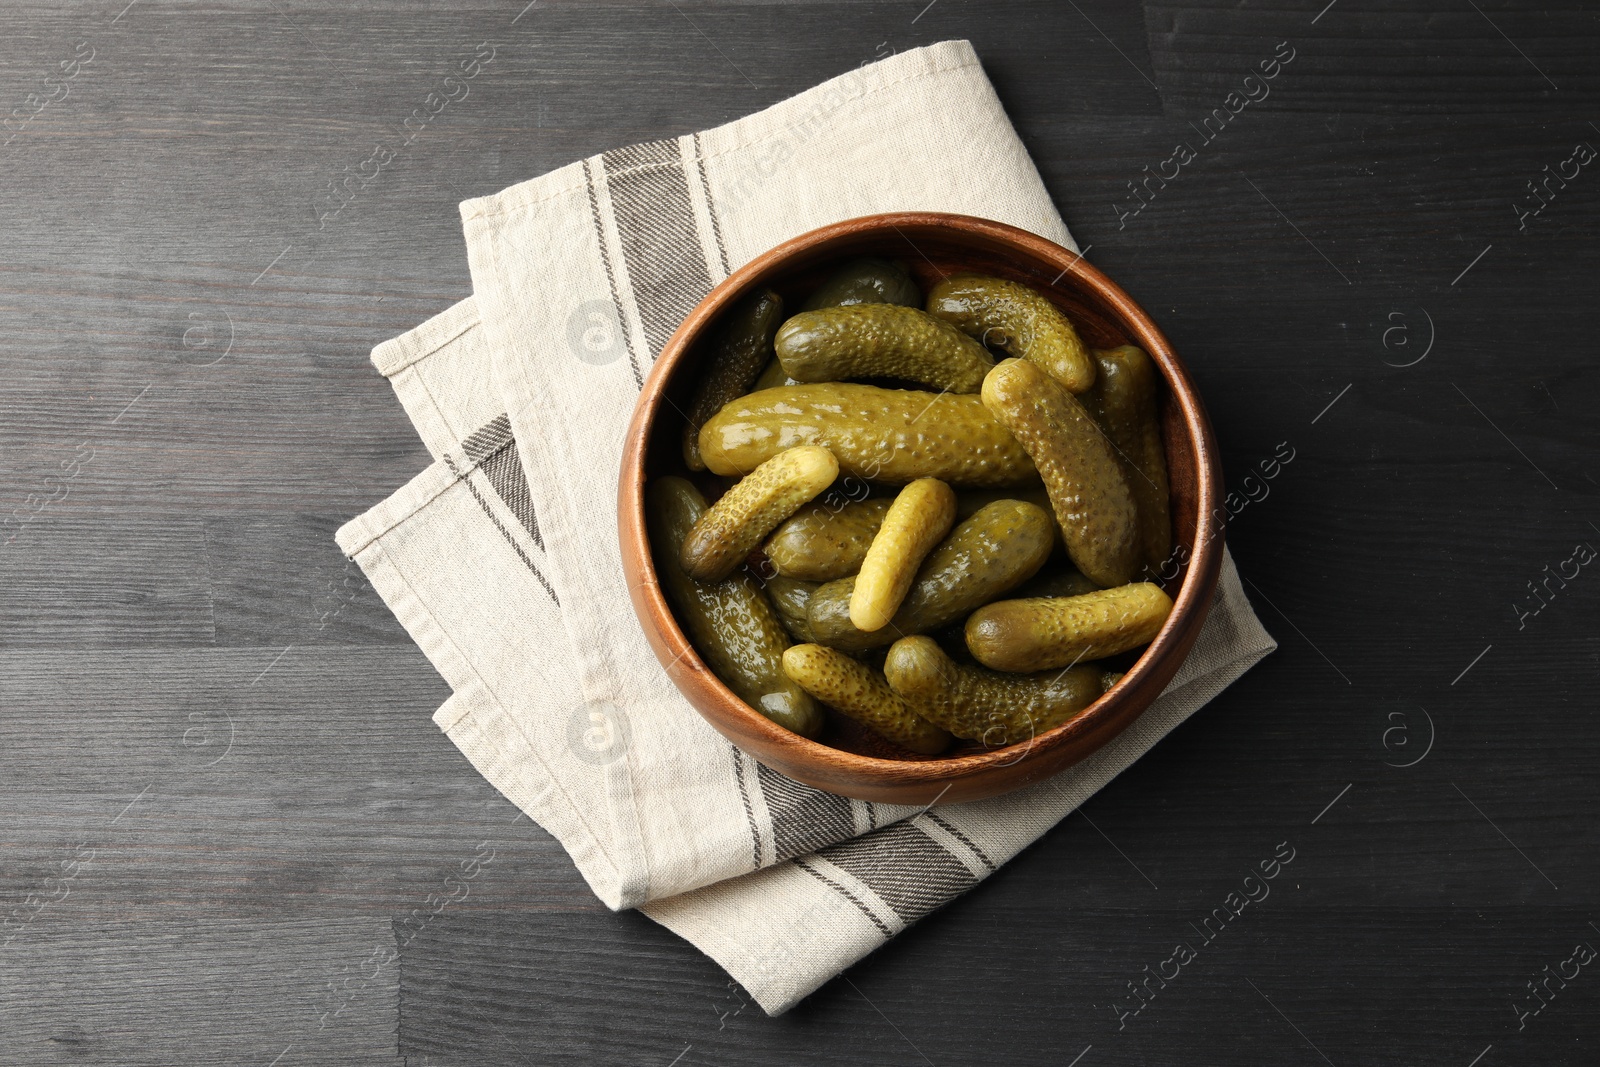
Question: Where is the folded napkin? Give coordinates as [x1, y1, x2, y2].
[338, 40, 1277, 1014]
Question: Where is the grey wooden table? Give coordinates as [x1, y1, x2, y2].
[2, 2, 1597, 1064]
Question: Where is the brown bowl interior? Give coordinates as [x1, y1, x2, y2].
[620, 213, 1223, 804]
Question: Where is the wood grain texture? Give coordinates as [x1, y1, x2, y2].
[0, 0, 1597, 1064]
[0, 919, 400, 1064]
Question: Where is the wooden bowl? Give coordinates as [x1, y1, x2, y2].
[618, 212, 1223, 805]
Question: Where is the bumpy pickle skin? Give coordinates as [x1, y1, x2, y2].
[850, 478, 957, 632]
[775, 305, 995, 393]
[680, 445, 839, 582]
[956, 487, 1066, 552]
[698, 383, 1040, 488]
[781, 644, 950, 754]
[981, 358, 1139, 587]
[1100, 670, 1125, 694]
[648, 477, 822, 737]
[1084, 344, 1172, 571]
[807, 500, 1054, 652]
[764, 498, 891, 581]
[927, 273, 1096, 393]
[763, 575, 819, 644]
[682, 289, 785, 471]
[964, 582, 1174, 673]
[801, 256, 922, 311]
[884, 636, 1102, 746]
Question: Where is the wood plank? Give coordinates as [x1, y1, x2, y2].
[0, 918, 401, 1065]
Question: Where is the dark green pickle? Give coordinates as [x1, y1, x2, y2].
[927, 273, 1096, 393]
[763, 574, 819, 644]
[884, 635, 1103, 746]
[775, 305, 995, 393]
[801, 256, 922, 312]
[647, 477, 823, 737]
[682, 289, 784, 471]
[750, 357, 798, 393]
[1010, 563, 1102, 599]
[1083, 345, 1171, 572]
[765, 498, 893, 581]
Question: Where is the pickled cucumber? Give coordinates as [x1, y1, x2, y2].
[682, 289, 784, 471]
[698, 383, 1040, 488]
[764, 498, 891, 581]
[927, 273, 1096, 393]
[981, 358, 1139, 587]
[764, 574, 819, 644]
[775, 304, 995, 393]
[781, 643, 950, 754]
[956, 487, 1065, 551]
[1100, 670, 1125, 694]
[801, 256, 922, 311]
[884, 635, 1102, 746]
[681, 444, 839, 582]
[1011, 564, 1102, 600]
[1084, 344, 1171, 572]
[648, 477, 822, 737]
[750, 356, 798, 392]
[850, 478, 957, 632]
[807, 500, 1054, 652]
[965, 582, 1174, 673]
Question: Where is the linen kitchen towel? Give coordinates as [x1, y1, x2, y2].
[345, 307, 1273, 1013]
[340, 39, 1277, 1012]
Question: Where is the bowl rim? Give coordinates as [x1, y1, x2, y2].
[618, 211, 1224, 789]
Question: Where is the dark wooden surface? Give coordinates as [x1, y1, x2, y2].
[2, 2, 1596, 1064]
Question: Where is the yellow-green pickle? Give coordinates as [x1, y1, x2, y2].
[764, 498, 892, 581]
[800, 256, 922, 312]
[884, 635, 1102, 746]
[1084, 344, 1172, 571]
[927, 273, 1096, 393]
[681, 288, 785, 471]
[981, 358, 1139, 587]
[698, 382, 1041, 488]
[807, 500, 1055, 651]
[775, 304, 995, 393]
[648, 477, 823, 737]
[781, 643, 950, 754]
[965, 582, 1174, 673]
[849, 478, 958, 632]
[679, 444, 839, 582]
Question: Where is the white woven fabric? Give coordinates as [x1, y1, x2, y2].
[338, 40, 1277, 1014]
